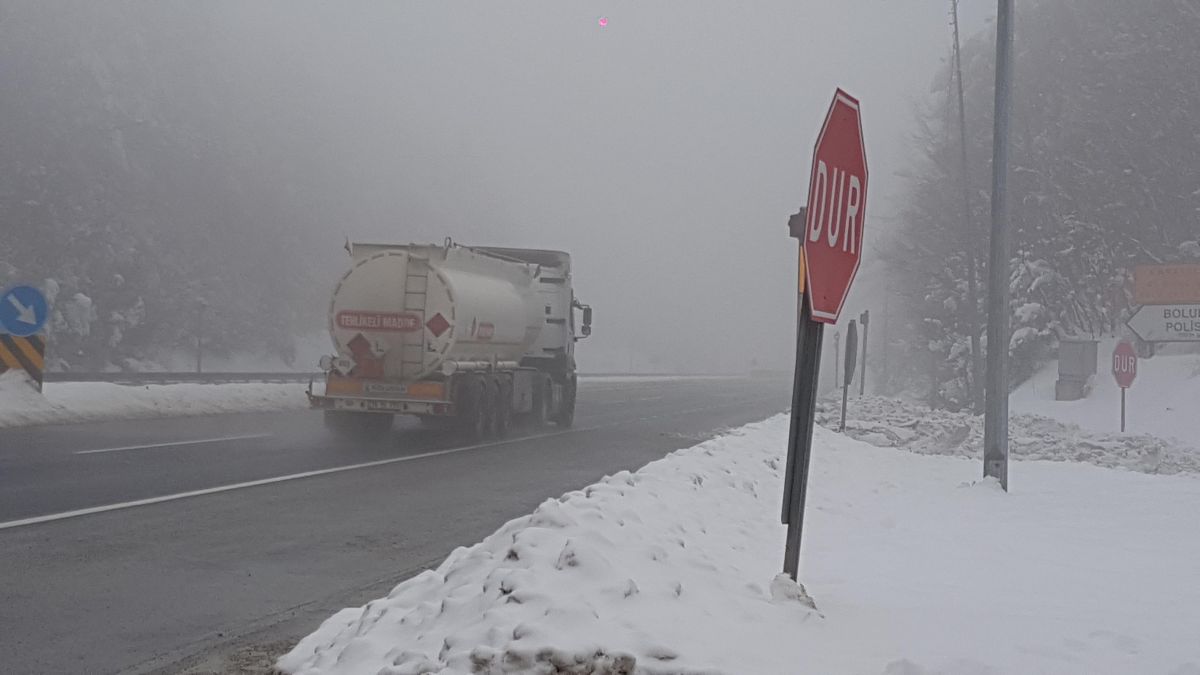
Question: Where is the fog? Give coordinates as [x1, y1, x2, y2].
[210, 1, 990, 373]
[1, 1, 993, 374]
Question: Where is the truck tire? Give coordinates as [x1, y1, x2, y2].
[493, 377, 512, 438]
[324, 410, 393, 442]
[554, 377, 577, 428]
[458, 374, 491, 442]
[530, 374, 551, 428]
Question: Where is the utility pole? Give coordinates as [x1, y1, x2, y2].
[951, 0, 984, 414]
[984, 0, 1014, 491]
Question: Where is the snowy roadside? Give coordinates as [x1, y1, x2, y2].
[0, 370, 308, 428]
[1010, 347, 1200, 440]
[279, 414, 1200, 675]
[819, 394, 1200, 476]
[0, 373, 734, 429]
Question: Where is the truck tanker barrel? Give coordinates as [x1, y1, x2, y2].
[311, 241, 592, 441]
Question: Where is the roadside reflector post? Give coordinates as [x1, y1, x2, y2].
[781, 88, 868, 582]
[194, 297, 208, 374]
[834, 331, 841, 389]
[839, 319, 857, 432]
[859, 310, 870, 396]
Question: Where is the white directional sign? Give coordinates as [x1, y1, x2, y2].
[1127, 304, 1200, 342]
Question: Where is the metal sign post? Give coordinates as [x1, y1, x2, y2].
[781, 89, 868, 582]
[859, 310, 869, 396]
[840, 320, 857, 432]
[781, 290, 824, 580]
[780, 212, 808, 541]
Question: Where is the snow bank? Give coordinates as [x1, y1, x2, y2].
[0, 371, 307, 428]
[1012, 345, 1200, 442]
[279, 415, 1200, 675]
[821, 394, 1200, 475]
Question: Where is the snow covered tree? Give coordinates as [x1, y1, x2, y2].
[885, 0, 1200, 408]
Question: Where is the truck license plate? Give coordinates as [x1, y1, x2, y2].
[365, 399, 403, 411]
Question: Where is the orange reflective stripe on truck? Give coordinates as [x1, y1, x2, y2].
[325, 376, 364, 396]
[324, 375, 445, 401]
[405, 381, 445, 400]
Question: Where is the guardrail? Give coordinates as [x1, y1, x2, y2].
[44, 367, 758, 384]
[42, 372, 320, 385]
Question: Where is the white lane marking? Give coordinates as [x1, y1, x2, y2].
[1, 429, 585, 531]
[73, 434, 274, 456]
[4, 393, 787, 532]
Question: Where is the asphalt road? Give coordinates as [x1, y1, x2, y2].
[0, 376, 790, 674]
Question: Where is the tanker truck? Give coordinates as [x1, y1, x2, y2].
[308, 240, 592, 441]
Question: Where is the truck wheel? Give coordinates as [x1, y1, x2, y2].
[459, 375, 490, 442]
[324, 410, 393, 442]
[554, 378, 576, 428]
[530, 374, 551, 428]
[493, 378, 512, 438]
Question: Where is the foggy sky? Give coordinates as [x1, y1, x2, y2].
[214, 2, 992, 373]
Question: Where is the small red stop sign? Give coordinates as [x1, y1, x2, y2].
[1112, 341, 1137, 389]
[803, 89, 868, 324]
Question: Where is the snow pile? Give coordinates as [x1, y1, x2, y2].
[280, 415, 1200, 675]
[1011, 347, 1200, 441]
[819, 394, 1200, 475]
[0, 370, 307, 428]
[281, 416, 819, 675]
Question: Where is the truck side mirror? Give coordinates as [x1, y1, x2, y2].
[576, 305, 592, 339]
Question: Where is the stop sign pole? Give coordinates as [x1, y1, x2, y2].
[782, 89, 867, 581]
[1112, 341, 1137, 432]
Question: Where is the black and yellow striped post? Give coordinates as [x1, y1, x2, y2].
[0, 333, 45, 392]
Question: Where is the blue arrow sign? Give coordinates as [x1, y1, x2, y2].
[0, 285, 49, 337]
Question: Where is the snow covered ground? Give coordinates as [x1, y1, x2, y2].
[1010, 345, 1200, 442]
[819, 394, 1200, 476]
[0, 370, 308, 428]
[818, 347, 1200, 477]
[279, 414, 1200, 675]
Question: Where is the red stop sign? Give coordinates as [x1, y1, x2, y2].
[803, 89, 868, 324]
[1112, 341, 1137, 388]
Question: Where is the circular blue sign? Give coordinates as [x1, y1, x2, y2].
[0, 285, 49, 337]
